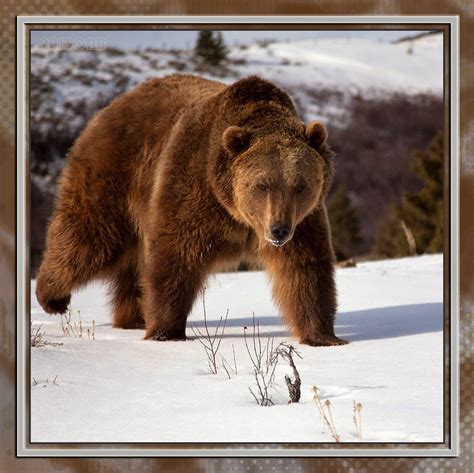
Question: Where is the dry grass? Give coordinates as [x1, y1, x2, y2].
[311, 386, 364, 441]
[310, 385, 341, 442]
[401, 220, 417, 256]
[60, 309, 95, 339]
[353, 401, 363, 440]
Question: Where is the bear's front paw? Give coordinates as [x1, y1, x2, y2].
[36, 274, 71, 314]
[145, 328, 186, 341]
[301, 335, 348, 347]
[36, 291, 71, 315]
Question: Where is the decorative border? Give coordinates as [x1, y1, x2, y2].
[16, 15, 459, 458]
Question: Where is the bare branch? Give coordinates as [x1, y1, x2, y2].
[232, 344, 238, 375]
[221, 358, 232, 380]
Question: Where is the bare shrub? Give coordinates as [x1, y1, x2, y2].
[244, 314, 279, 406]
[31, 323, 62, 347]
[191, 293, 228, 375]
[244, 317, 304, 406]
[31, 323, 46, 347]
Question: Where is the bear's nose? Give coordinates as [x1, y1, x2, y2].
[270, 223, 290, 242]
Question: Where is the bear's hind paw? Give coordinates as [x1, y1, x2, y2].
[145, 328, 186, 342]
[301, 335, 348, 347]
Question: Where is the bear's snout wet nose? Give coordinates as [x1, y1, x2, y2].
[270, 223, 290, 242]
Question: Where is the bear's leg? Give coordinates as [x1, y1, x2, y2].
[263, 208, 348, 347]
[141, 240, 207, 341]
[36, 168, 131, 315]
[109, 261, 144, 329]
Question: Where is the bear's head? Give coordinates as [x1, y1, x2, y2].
[219, 117, 334, 247]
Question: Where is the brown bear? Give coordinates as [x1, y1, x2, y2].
[36, 74, 347, 347]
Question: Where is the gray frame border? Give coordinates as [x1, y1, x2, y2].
[16, 14, 460, 458]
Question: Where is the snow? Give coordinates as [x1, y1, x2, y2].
[30, 254, 444, 443]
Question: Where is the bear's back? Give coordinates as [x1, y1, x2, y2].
[81, 74, 224, 152]
[150, 74, 225, 104]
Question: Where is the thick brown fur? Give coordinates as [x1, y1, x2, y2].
[36, 74, 347, 347]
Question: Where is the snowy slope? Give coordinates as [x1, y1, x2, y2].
[230, 35, 443, 97]
[30, 254, 443, 443]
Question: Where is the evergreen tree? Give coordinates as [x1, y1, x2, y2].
[399, 131, 443, 253]
[328, 184, 362, 261]
[373, 132, 444, 258]
[194, 31, 228, 66]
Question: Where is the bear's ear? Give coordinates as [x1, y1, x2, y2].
[222, 126, 251, 156]
[305, 121, 328, 150]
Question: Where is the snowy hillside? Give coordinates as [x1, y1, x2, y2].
[31, 33, 443, 144]
[30, 254, 443, 443]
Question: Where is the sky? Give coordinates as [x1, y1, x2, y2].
[30, 29, 430, 50]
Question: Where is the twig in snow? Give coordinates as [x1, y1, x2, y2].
[32, 375, 60, 387]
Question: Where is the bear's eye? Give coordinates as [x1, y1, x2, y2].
[258, 184, 269, 193]
[295, 183, 305, 194]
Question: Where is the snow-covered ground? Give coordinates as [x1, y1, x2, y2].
[30, 254, 443, 443]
